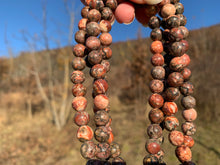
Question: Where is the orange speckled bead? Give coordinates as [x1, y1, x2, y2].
[167, 72, 184, 87]
[149, 108, 164, 124]
[169, 130, 184, 146]
[72, 96, 87, 111]
[87, 9, 101, 22]
[90, 64, 107, 79]
[162, 102, 178, 116]
[86, 22, 101, 37]
[150, 41, 164, 54]
[149, 79, 164, 93]
[100, 20, 112, 33]
[164, 116, 179, 131]
[73, 44, 86, 57]
[153, 149, 165, 161]
[183, 135, 194, 148]
[181, 68, 192, 80]
[93, 79, 109, 95]
[77, 125, 94, 142]
[180, 82, 194, 96]
[100, 47, 112, 59]
[94, 94, 109, 110]
[182, 122, 196, 136]
[161, 4, 176, 18]
[151, 66, 165, 80]
[101, 60, 111, 73]
[72, 57, 86, 70]
[78, 18, 88, 31]
[94, 126, 110, 143]
[182, 108, 197, 122]
[72, 84, 86, 97]
[81, 6, 90, 18]
[175, 146, 192, 162]
[75, 30, 87, 44]
[181, 54, 191, 67]
[147, 124, 163, 139]
[96, 143, 111, 160]
[94, 110, 110, 126]
[100, 33, 112, 46]
[80, 141, 96, 159]
[149, 93, 164, 108]
[74, 111, 90, 126]
[151, 53, 164, 66]
[169, 56, 186, 72]
[71, 70, 85, 84]
[86, 36, 101, 50]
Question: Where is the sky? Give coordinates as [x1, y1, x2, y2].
[0, 0, 220, 57]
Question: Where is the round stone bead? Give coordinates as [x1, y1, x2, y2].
[153, 149, 165, 161]
[147, 124, 163, 139]
[77, 125, 94, 142]
[148, 93, 164, 108]
[87, 0, 104, 10]
[96, 143, 111, 160]
[143, 155, 159, 165]
[181, 96, 196, 109]
[178, 14, 187, 26]
[72, 96, 87, 111]
[95, 126, 110, 143]
[150, 41, 164, 54]
[164, 87, 180, 101]
[101, 7, 113, 21]
[101, 60, 111, 73]
[100, 33, 112, 46]
[78, 18, 88, 31]
[181, 54, 191, 67]
[175, 146, 192, 162]
[167, 72, 184, 87]
[183, 135, 195, 148]
[169, 27, 185, 41]
[170, 57, 186, 72]
[169, 41, 188, 57]
[86, 22, 101, 37]
[72, 84, 86, 97]
[94, 94, 109, 110]
[81, 6, 90, 18]
[146, 142, 161, 154]
[74, 111, 90, 126]
[112, 157, 126, 165]
[75, 30, 87, 44]
[100, 20, 112, 33]
[161, 4, 176, 18]
[175, 2, 184, 14]
[90, 64, 107, 79]
[105, 0, 118, 11]
[99, 47, 112, 60]
[151, 54, 164, 66]
[88, 50, 102, 65]
[72, 57, 86, 70]
[151, 28, 163, 41]
[149, 79, 164, 93]
[162, 102, 178, 116]
[164, 116, 179, 131]
[80, 141, 96, 159]
[182, 108, 197, 122]
[148, 16, 161, 29]
[93, 79, 109, 95]
[183, 161, 196, 165]
[87, 9, 101, 22]
[71, 70, 85, 84]
[166, 15, 180, 29]
[180, 82, 194, 96]
[182, 122, 196, 136]
[94, 110, 110, 126]
[149, 108, 164, 124]
[169, 130, 184, 146]
[179, 26, 189, 39]
[181, 68, 192, 80]
[73, 44, 86, 57]
[110, 143, 121, 158]
[151, 66, 165, 80]
[86, 36, 101, 50]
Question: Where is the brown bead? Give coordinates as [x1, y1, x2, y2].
[147, 124, 163, 139]
[80, 141, 96, 159]
[74, 111, 90, 126]
[73, 44, 86, 57]
[72, 84, 87, 97]
[87, 0, 104, 10]
[162, 102, 178, 116]
[148, 16, 161, 29]
[96, 143, 111, 160]
[78, 18, 88, 31]
[175, 146, 192, 162]
[151, 28, 163, 41]
[181, 96, 196, 109]
[175, 2, 184, 14]
[72, 96, 87, 111]
[164, 116, 179, 131]
[86, 36, 101, 50]
[94, 94, 109, 110]
[81, 6, 90, 18]
[110, 143, 121, 158]
[169, 56, 186, 72]
[169, 27, 185, 41]
[166, 15, 180, 29]
[100, 20, 112, 33]
[150, 41, 164, 54]
[100, 33, 112, 46]
[75, 30, 87, 44]
[161, 4, 176, 18]
[167, 72, 184, 87]
[72, 57, 86, 70]
[179, 26, 189, 39]
[149, 108, 164, 124]
[105, 0, 118, 11]
[169, 131, 184, 146]
[86, 22, 101, 37]
[164, 87, 180, 101]
[90, 64, 107, 79]
[95, 126, 110, 143]
[169, 41, 188, 57]
[183, 135, 194, 148]
[178, 14, 187, 26]
[151, 54, 164, 66]
[88, 9, 101, 22]
[101, 7, 113, 21]
[182, 122, 196, 136]
[182, 108, 197, 122]
[153, 149, 165, 162]
[88, 50, 102, 65]
[180, 82, 194, 96]
[71, 70, 85, 84]
[149, 80, 164, 93]
[93, 79, 109, 95]
[181, 68, 191, 80]
[101, 60, 111, 73]
[94, 110, 110, 126]
[143, 155, 159, 165]
[151, 66, 165, 80]
[100, 47, 112, 59]
[149, 93, 164, 108]
[77, 125, 94, 142]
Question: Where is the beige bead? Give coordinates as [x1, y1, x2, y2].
[161, 4, 176, 18]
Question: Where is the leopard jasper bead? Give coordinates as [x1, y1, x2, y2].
[149, 93, 164, 108]
[148, 16, 161, 29]
[175, 2, 184, 14]
[94, 110, 110, 126]
[72, 96, 87, 111]
[72, 57, 86, 70]
[151, 66, 165, 80]
[88, 0, 104, 10]
[86, 22, 101, 37]
[151, 28, 163, 41]
[183, 135, 194, 148]
[180, 82, 194, 96]
[101, 7, 113, 21]
[146, 142, 161, 154]
[162, 101, 178, 116]
[149, 108, 164, 124]
[182, 108, 197, 122]
[110, 143, 121, 158]
[73, 44, 86, 57]
[100, 47, 112, 59]
[75, 30, 87, 44]
[100, 20, 112, 33]
[101, 60, 111, 72]
[151, 54, 164, 66]
[94, 94, 109, 110]
[72, 84, 86, 97]
[181, 96, 196, 109]
[80, 141, 96, 159]
[164, 116, 179, 131]
[182, 122, 196, 136]
[143, 155, 159, 165]
[169, 130, 184, 146]
[86, 36, 101, 50]
[74, 111, 90, 126]
[166, 15, 180, 29]
[181, 67, 192, 80]
[178, 14, 187, 26]
[90, 64, 107, 79]
[175, 146, 192, 162]
[78, 18, 88, 31]
[147, 124, 163, 139]
[105, 0, 118, 11]
[149, 79, 164, 93]
[87, 9, 101, 22]
[167, 72, 184, 87]
[100, 33, 112, 46]
[81, 6, 90, 18]
[77, 125, 94, 142]
[96, 143, 111, 160]
[164, 87, 180, 101]
[71, 70, 85, 84]
[88, 50, 102, 65]
[93, 79, 109, 95]
[95, 126, 110, 142]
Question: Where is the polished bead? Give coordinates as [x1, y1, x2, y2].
[183, 161, 196, 165]
[181, 54, 191, 67]
[77, 125, 94, 142]
[78, 18, 88, 31]
[75, 30, 87, 44]
[178, 14, 187, 26]
[86, 22, 101, 37]
[151, 28, 163, 41]
[81, 141, 96, 159]
[169, 41, 188, 57]
[105, 0, 118, 11]
[149, 93, 164, 108]
[74, 111, 90, 126]
[81, 6, 90, 18]
[110, 143, 121, 158]
[151, 66, 165, 80]
[100, 47, 112, 59]
[182, 122, 196, 136]
[183, 135, 194, 148]
[95, 126, 110, 142]
[181, 96, 196, 109]
[169, 57, 185, 72]
[100, 33, 112, 46]
[169, 27, 185, 41]
[153, 149, 165, 161]
[72, 57, 86, 70]
[72, 84, 87, 97]
[151, 54, 164, 66]
[149, 80, 164, 93]
[94, 110, 110, 126]
[88, 9, 101, 22]
[87, 0, 104, 10]
[162, 101, 178, 115]
[146, 142, 161, 154]
[180, 82, 194, 96]
[164, 87, 180, 101]
[72, 96, 87, 111]
[181, 68, 191, 80]
[101, 7, 113, 21]
[150, 41, 164, 54]
[175, 2, 184, 14]
[169, 131, 184, 146]
[166, 15, 180, 29]
[182, 108, 197, 122]
[179, 26, 189, 39]
[100, 20, 112, 33]
[93, 79, 109, 95]
[175, 146, 192, 162]
[90, 64, 107, 79]
[88, 50, 102, 65]
[149, 108, 164, 124]
[71, 70, 85, 84]
[164, 116, 179, 131]
[143, 154, 159, 165]
[96, 143, 111, 160]
[73, 44, 86, 57]
[147, 124, 163, 139]
[112, 157, 126, 165]
[101, 60, 111, 72]
[148, 16, 161, 29]
[167, 72, 184, 87]
[86, 36, 101, 50]
[94, 94, 109, 110]
[161, 4, 176, 18]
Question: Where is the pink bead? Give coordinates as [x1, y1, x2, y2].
[182, 108, 197, 122]
[115, 2, 135, 24]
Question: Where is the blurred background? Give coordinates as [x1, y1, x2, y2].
[0, 0, 220, 165]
